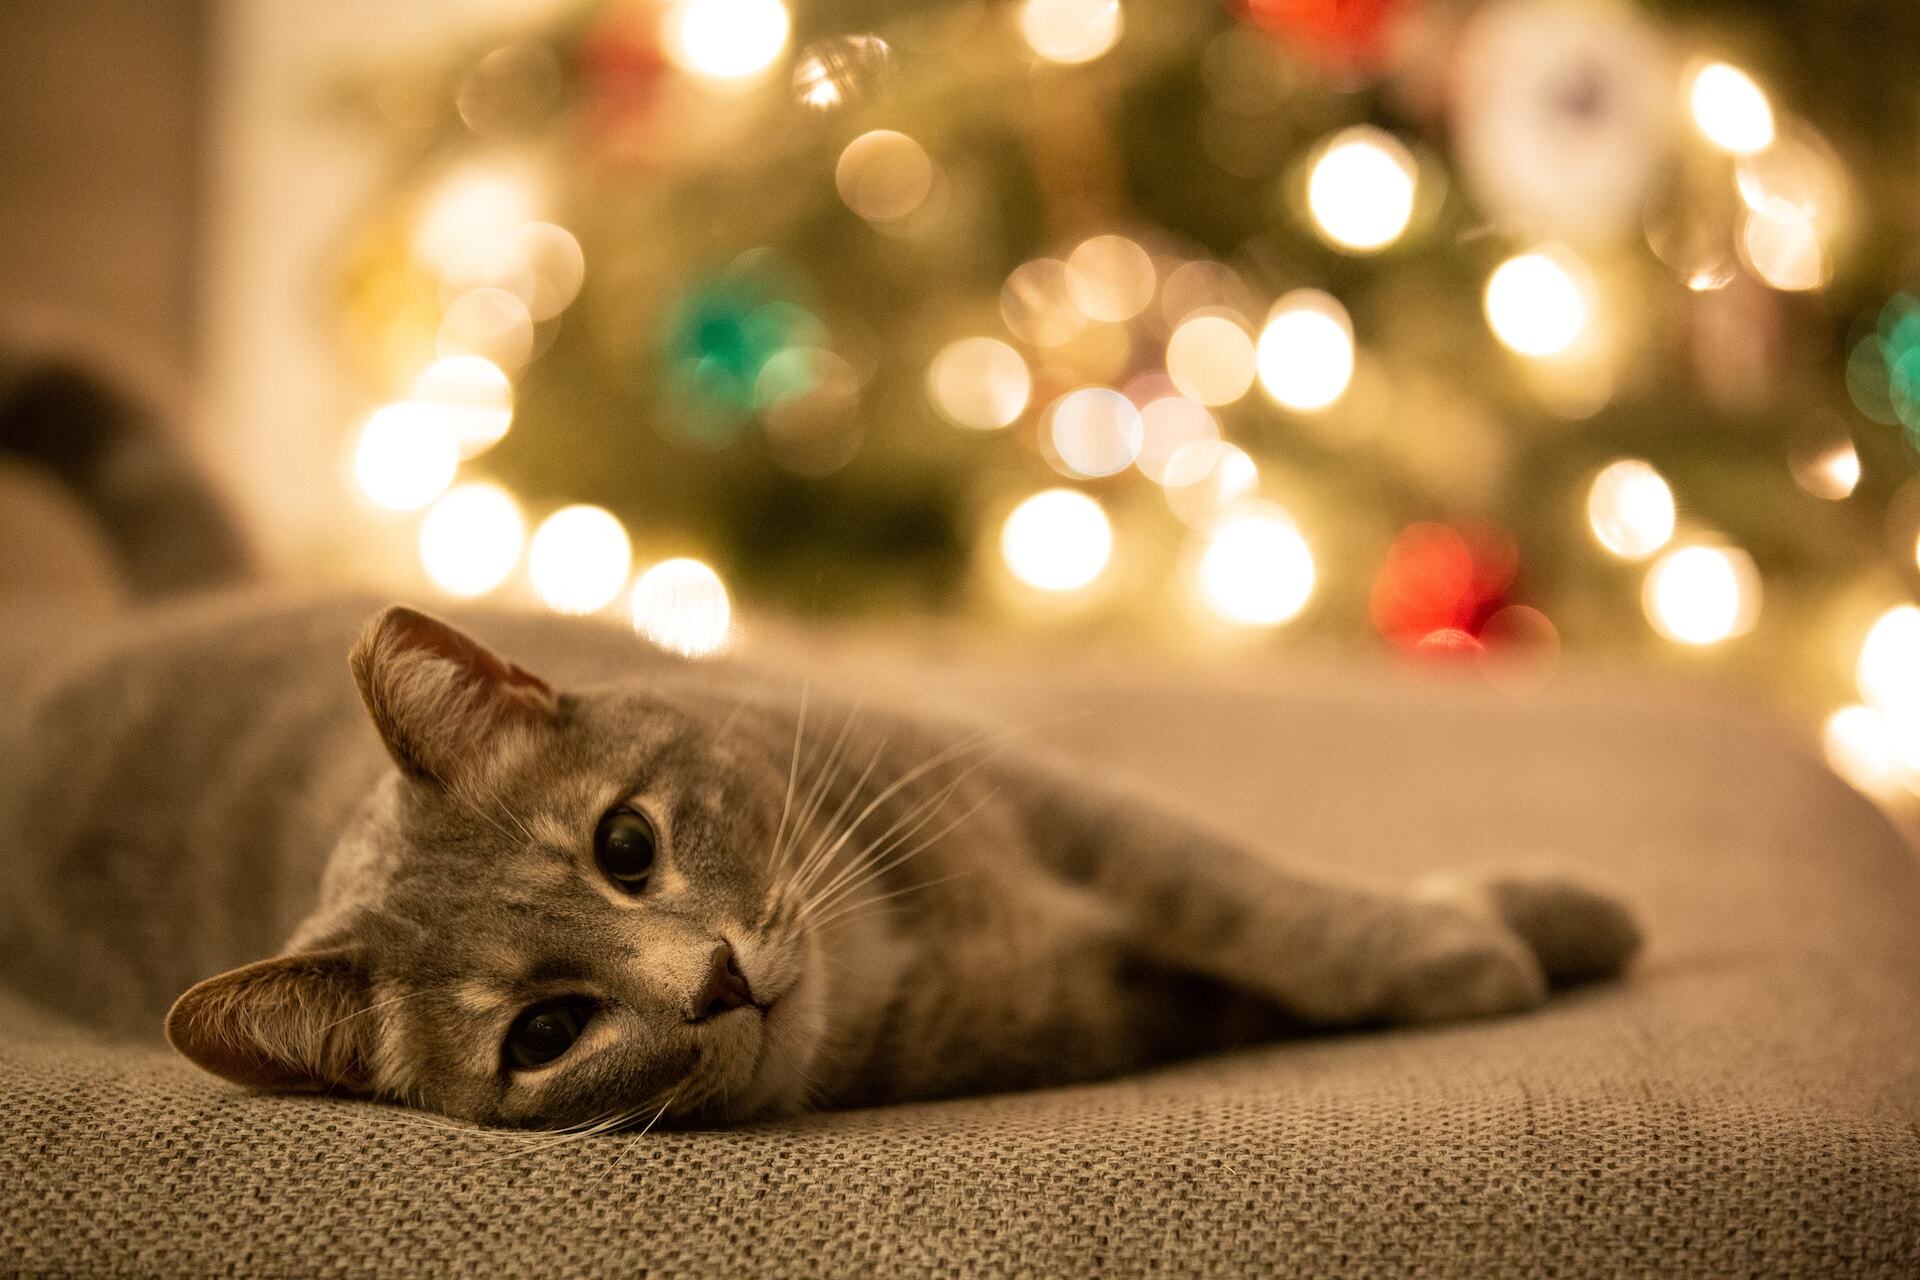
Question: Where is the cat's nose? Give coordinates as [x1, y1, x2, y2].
[688, 942, 754, 1022]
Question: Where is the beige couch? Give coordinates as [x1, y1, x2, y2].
[4, 662, 1917, 1276]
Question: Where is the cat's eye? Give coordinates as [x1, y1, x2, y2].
[504, 998, 595, 1071]
[594, 806, 657, 893]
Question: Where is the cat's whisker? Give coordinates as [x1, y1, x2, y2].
[772, 693, 858, 882]
[585, 1092, 678, 1190]
[784, 735, 892, 904]
[809, 871, 972, 933]
[804, 789, 999, 927]
[765, 680, 809, 876]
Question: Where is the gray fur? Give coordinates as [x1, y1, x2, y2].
[0, 592, 1642, 1130]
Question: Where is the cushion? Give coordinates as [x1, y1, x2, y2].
[5, 656, 1918, 1277]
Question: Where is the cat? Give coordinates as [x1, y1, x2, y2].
[0, 353, 1641, 1132]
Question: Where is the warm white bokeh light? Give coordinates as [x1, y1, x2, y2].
[528, 505, 633, 615]
[1065, 235, 1156, 322]
[1857, 605, 1920, 715]
[835, 130, 935, 224]
[1485, 251, 1590, 357]
[1794, 443, 1861, 501]
[412, 164, 540, 278]
[1166, 313, 1256, 405]
[411, 355, 514, 458]
[492, 222, 586, 321]
[1047, 387, 1143, 478]
[663, 0, 792, 82]
[927, 337, 1031, 430]
[1001, 488, 1113, 592]
[1740, 197, 1827, 292]
[1642, 544, 1760, 646]
[1824, 704, 1898, 795]
[1306, 127, 1417, 252]
[1134, 397, 1219, 484]
[1689, 61, 1775, 156]
[1256, 290, 1354, 412]
[353, 403, 459, 512]
[631, 558, 733, 657]
[1020, 0, 1122, 65]
[438, 287, 536, 372]
[1001, 259, 1085, 347]
[1197, 502, 1316, 626]
[1163, 441, 1258, 528]
[1586, 459, 1676, 560]
[419, 483, 525, 598]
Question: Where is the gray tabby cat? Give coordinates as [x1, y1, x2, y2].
[0, 359, 1641, 1132]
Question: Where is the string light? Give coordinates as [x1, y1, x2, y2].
[1689, 61, 1775, 156]
[1306, 127, 1417, 253]
[1740, 196, 1827, 291]
[835, 130, 935, 225]
[1256, 290, 1354, 412]
[1484, 250, 1590, 357]
[1643, 544, 1760, 646]
[928, 338, 1031, 430]
[1047, 387, 1142, 478]
[1196, 501, 1315, 626]
[353, 403, 459, 512]
[1001, 259, 1085, 347]
[412, 163, 540, 278]
[1001, 489, 1112, 591]
[411, 355, 514, 457]
[1020, 0, 1122, 66]
[419, 483, 525, 597]
[1166, 313, 1256, 405]
[662, 0, 791, 83]
[1791, 441, 1860, 501]
[1163, 441, 1257, 528]
[1064, 235, 1156, 322]
[791, 35, 891, 111]
[1586, 460, 1676, 559]
[528, 505, 632, 615]
[632, 558, 732, 657]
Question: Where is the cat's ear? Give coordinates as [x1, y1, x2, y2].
[165, 951, 377, 1093]
[349, 604, 558, 784]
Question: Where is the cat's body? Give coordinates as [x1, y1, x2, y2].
[0, 355, 1641, 1130]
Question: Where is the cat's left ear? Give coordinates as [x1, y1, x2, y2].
[350, 605, 558, 785]
[165, 951, 377, 1093]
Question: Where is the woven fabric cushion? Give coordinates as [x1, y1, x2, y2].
[5, 664, 1919, 1278]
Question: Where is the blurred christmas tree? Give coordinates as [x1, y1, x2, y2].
[335, 0, 1920, 797]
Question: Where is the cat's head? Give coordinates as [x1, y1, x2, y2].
[166, 605, 829, 1129]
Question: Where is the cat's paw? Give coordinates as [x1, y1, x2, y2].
[1379, 915, 1548, 1025]
[1476, 870, 1643, 985]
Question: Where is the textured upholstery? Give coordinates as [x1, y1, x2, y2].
[5, 661, 1919, 1277]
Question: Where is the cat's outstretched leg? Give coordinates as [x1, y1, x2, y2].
[1004, 757, 1641, 1029]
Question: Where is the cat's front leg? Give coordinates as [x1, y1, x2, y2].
[1003, 756, 1640, 1029]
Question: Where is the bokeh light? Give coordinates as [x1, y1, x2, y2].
[1484, 250, 1590, 357]
[412, 164, 540, 279]
[1790, 440, 1860, 501]
[1586, 459, 1676, 560]
[484, 222, 585, 322]
[662, 0, 791, 82]
[438, 287, 535, 372]
[1256, 290, 1354, 412]
[1824, 704, 1898, 795]
[1001, 488, 1112, 591]
[353, 403, 459, 512]
[1689, 61, 1775, 156]
[1306, 127, 1417, 253]
[928, 337, 1031, 430]
[411, 355, 514, 458]
[1856, 605, 1920, 715]
[1739, 197, 1828, 292]
[1196, 501, 1316, 626]
[1643, 544, 1760, 645]
[1020, 0, 1123, 65]
[1001, 259, 1085, 347]
[835, 130, 935, 225]
[1047, 387, 1143, 478]
[1163, 441, 1257, 528]
[1134, 397, 1219, 484]
[791, 35, 891, 111]
[631, 558, 733, 657]
[418, 483, 525, 598]
[528, 505, 633, 615]
[1166, 313, 1256, 405]
[1065, 235, 1156, 322]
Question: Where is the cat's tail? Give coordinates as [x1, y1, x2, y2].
[0, 347, 250, 598]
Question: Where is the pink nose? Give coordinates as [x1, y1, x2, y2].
[689, 943, 754, 1021]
